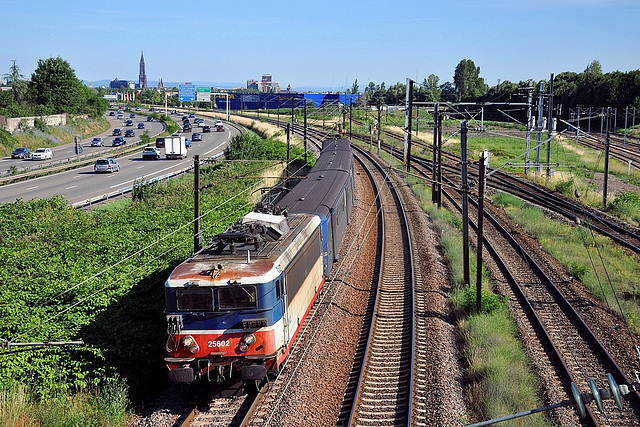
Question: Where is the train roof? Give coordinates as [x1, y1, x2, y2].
[167, 213, 320, 287]
[279, 138, 353, 218]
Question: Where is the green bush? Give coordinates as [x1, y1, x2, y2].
[608, 191, 640, 223]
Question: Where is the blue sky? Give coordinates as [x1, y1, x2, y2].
[1, 0, 638, 91]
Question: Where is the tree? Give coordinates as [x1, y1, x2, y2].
[439, 81, 457, 102]
[28, 57, 86, 114]
[423, 74, 441, 102]
[351, 79, 359, 95]
[584, 60, 603, 77]
[453, 59, 487, 101]
[3, 60, 27, 102]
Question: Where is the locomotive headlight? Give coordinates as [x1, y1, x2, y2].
[239, 333, 256, 353]
[181, 335, 199, 354]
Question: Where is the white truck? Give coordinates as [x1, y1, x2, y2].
[165, 135, 188, 160]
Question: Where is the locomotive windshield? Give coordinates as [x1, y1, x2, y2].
[176, 288, 213, 311]
[218, 285, 256, 310]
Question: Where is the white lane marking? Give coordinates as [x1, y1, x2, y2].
[26, 186, 38, 190]
[65, 185, 77, 190]
[109, 160, 191, 189]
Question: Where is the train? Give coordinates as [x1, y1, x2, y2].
[164, 138, 354, 385]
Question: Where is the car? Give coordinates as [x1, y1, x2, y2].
[94, 158, 120, 173]
[124, 129, 135, 137]
[141, 146, 161, 160]
[11, 147, 31, 159]
[112, 137, 126, 146]
[202, 125, 210, 133]
[182, 123, 192, 132]
[182, 116, 189, 122]
[147, 115, 153, 122]
[188, 113, 195, 118]
[129, 113, 135, 118]
[109, 111, 115, 116]
[135, 107, 141, 111]
[192, 132, 202, 141]
[112, 128, 122, 136]
[31, 147, 53, 160]
[90, 137, 104, 147]
[194, 118, 204, 126]
[185, 138, 191, 148]
[125, 119, 134, 126]
[155, 137, 165, 148]
[216, 124, 224, 132]
[138, 122, 145, 129]
[117, 114, 124, 119]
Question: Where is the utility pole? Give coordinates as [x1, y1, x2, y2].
[461, 121, 470, 289]
[284, 123, 291, 189]
[193, 155, 201, 253]
[535, 82, 545, 173]
[476, 153, 487, 312]
[603, 108, 611, 209]
[304, 103, 308, 164]
[432, 104, 439, 203]
[404, 78, 413, 172]
[377, 100, 382, 149]
[546, 73, 554, 179]
[525, 83, 533, 174]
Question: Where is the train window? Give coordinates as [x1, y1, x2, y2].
[218, 285, 256, 310]
[176, 288, 214, 311]
[275, 279, 281, 299]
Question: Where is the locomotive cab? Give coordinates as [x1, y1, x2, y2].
[164, 211, 324, 384]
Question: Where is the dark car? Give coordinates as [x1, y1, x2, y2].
[125, 119, 134, 126]
[129, 113, 135, 118]
[124, 129, 135, 137]
[11, 147, 31, 159]
[109, 111, 115, 116]
[112, 137, 126, 146]
[155, 137, 165, 148]
[147, 115, 153, 122]
[188, 113, 195, 118]
[192, 132, 202, 141]
[202, 125, 210, 133]
[137, 122, 145, 129]
[183, 123, 192, 132]
[112, 128, 122, 136]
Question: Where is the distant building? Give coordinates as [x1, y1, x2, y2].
[261, 74, 273, 92]
[157, 78, 164, 91]
[139, 51, 148, 89]
[110, 78, 129, 89]
[247, 79, 258, 91]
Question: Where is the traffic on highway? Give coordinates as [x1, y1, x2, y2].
[0, 109, 235, 206]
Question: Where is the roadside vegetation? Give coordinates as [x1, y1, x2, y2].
[0, 131, 303, 425]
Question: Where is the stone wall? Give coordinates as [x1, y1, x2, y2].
[2, 113, 68, 133]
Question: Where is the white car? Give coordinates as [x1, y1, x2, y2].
[32, 147, 53, 160]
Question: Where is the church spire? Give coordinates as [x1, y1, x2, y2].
[139, 51, 147, 89]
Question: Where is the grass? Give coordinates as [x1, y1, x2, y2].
[493, 191, 640, 333]
[0, 381, 131, 427]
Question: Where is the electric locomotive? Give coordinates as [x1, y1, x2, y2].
[164, 138, 354, 384]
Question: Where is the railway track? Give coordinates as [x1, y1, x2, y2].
[340, 145, 415, 426]
[373, 128, 640, 424]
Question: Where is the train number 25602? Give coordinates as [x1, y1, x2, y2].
[208, 340, 230, 348]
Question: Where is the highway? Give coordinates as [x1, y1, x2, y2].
[0, 110, 236, 206]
